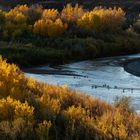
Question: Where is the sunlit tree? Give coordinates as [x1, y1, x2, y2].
[42, 9, 59, 21]
[77, 7, 125, 32]
[61, 4, 85, 23]
[77, 12, 102, 32]
[34, 18, 67, 37]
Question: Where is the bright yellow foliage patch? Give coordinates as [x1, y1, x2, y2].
[1, 4, 126, 39]
[77, 7, 125, 32]
[33, 18, 68, 37]
[61, 4, 85, 22]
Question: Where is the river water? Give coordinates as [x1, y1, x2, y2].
[26, 54, 140, 113]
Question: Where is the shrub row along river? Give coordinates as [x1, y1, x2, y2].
[25, 54, 140, 113]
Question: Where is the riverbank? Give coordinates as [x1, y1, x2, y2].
[1, 32, 140, 69]
[24, 53, 140, 77]
[26, 54, 140, 113]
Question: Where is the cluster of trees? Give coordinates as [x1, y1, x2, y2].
[3, 5, 31, 39]
[0, 4, 140, 67]
[77, 7, 125, 32]
[0, 4, 127, 39]
[0, 56, 140, 139]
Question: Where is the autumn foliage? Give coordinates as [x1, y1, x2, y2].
[0, 56, 140, 139]
[0, 4, 139, 139]
[61, 4, 85, 23]
[77, 7, 125, 32]
[33, 18, 67, 37]
[0, 4, 126, 39]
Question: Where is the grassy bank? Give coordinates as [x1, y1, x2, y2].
[0, 56, 140, 140]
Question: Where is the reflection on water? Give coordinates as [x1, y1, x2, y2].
[26, 54, 140, 113]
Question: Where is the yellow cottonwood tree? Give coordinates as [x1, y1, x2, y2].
[77, 12, 102, 31]
[13, 4, 29, 15]
[42, 9, 59, 21]
[61, 4, 85, 23]
[94, 7, 125, 31]
[4, 5, 31, 39]
[34, 18, 67, 37]
[47, 18, 68, 37]
[5, 10, 27, 24]
[77, 7, 125, 32]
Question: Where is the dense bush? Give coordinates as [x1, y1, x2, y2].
[0, 42, 72, 67]
[0, 56, 140, 139]
[1, 31, 140, 67]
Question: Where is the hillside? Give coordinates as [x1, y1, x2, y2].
[0, 56, 140, 139]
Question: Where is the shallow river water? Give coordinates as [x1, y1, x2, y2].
[26, 54, 140, 113]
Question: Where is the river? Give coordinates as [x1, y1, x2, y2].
[26, 54, 140, 113]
